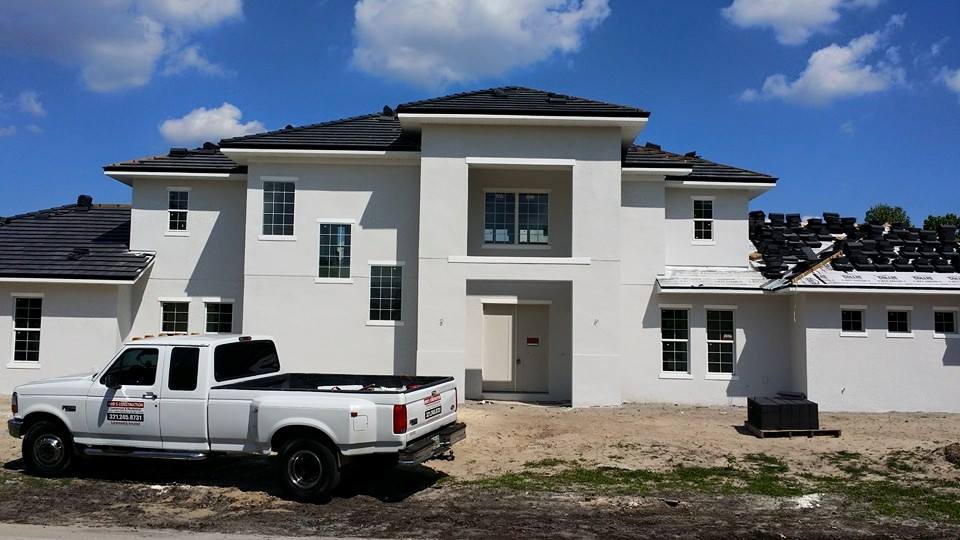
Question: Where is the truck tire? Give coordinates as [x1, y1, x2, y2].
[22, 420, 74, 477]
[277, 439, 340, 502]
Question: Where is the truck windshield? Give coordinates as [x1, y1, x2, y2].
[213, 340, 281, 382]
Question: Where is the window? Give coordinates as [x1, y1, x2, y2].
[12, 297, 42, 362]
[660, 309, 689, 373]
[934, 309, 958, 336]
[318, 223, 351, 278]
[262, 180, 295, 236]
[167, 190, 188, 232]
[693, 198, 714, 241]
[102, 348, 159, 387]
[706, 310, 735, 374]
[841, 309, 865, 333]
[483, 191, 549, 246]
[213, 340, 280, 382]
[887, 310, 911, 335]
[161, 302, 189, 333]
[370, 265, 402, 322]
[168, 347, 200, 391]
[205, 303, 233, 334]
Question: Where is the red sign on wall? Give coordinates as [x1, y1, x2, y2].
[526, 337, 540, 347]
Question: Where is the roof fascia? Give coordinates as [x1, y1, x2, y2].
[219, 147, 421, 165]
[398, 112, 647, 145]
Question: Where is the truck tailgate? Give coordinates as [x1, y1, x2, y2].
[402, 382, 457, 440]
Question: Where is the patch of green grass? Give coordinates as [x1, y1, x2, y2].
[884, 451, 918, 473]
[522, 458, 569, 469]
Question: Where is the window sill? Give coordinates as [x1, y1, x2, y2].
[840, 331, 869, 338]
[258, 235, 297, 242]
[934, 333, 959, 340]
[691, 240, 716, 246]
[659, 372, 693, 380]
[367, 320, 404, 327]
[315, 278, 354, 284]
[886, 332, 914, 339]
[705, 373, 737, 381]
[164, 231, 190, 237]
[6, 362, 41, 370]
[448, 255, 590, 265]
[481, 243, 551, 250]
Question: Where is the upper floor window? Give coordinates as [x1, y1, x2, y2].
[484, 191, 549, 246]
[369, 265, 402, 322]
[706, 309, 735, 374]
[318, 223, 352, 279]
[693, 198, 714, 242]
[12, 296, 42, 363]
[168, 190, 189, 232]
[162, 301, 189, 333]
[262, 180, 295, 236]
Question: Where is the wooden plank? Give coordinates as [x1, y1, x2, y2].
[744, 422, 841, 439]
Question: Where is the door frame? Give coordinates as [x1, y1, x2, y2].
[479, 298, 552, 398]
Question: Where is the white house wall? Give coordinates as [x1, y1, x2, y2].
[664, 188, 752, 268]
[241, 162, 420, 375]
[128, 178, 246, 336]
[0, 283, 124, 392]
[800, 293, 960, 412]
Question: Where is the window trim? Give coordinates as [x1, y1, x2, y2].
[934, 306, 960, 339]
[260, 176, 298, 238]
[165, 186, 191, 237]
[691, 196, 716, 246]
[705, 307, 737, 379]
[316, 219, 355, 283]
[659, 305, 691, 377]
[481, 188, 552, 249]
[885, 306, 913, 338]
[839, 305, 868, 337]
[367, 261, 404, 326]
[8, 292, 43, 368]
[203, 299, 235, 335]
[159, 299, 190, 334]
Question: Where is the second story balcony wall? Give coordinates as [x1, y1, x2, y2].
[467, 167, 572, 258]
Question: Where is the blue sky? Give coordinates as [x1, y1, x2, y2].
[1, 0, 958, 223]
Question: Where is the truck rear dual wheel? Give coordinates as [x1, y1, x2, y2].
[277, 439, 341, 501]
[22, 420, 74, 477]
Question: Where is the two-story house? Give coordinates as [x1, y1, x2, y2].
[2, 87, 958, 411]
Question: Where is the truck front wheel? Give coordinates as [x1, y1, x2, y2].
[22, 420, 74, 477]
[277, 439, 340, 501]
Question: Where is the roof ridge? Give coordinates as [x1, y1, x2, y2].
[220, 111, 386, 144]
[2, 203, 131, 222]
[396, 86, 543, 108]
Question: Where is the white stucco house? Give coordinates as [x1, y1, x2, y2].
[1, 87, 958, 412]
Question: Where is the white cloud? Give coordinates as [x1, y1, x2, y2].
[0, 0, 242, 92]
[351, 0, 611, 87]
[939, 67, 960, 100]
[722, 0, 882, 46]
[16, 91, 45, 117]
[26, 124, 43, 134]
[159, 102, 264, 145]
[840, 120, 855, 134]
[162, 45, 232, 77]
[0, 126, 16, 137]
[740, 15, 906, 105]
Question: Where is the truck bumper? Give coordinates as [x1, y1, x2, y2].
[7, 418, 23, 438]
[398, 422, 466, 466]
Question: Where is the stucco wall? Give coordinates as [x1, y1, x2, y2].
[129, 178, 246, 336]
[241, 162, 420, 375]
[801, 293, 960, 412]
[622, 292, 794, 405]
[0, 283, 124, 392]
[664, 188, 753, 268]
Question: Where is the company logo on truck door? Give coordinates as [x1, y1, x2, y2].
[106, 400, 144, 424]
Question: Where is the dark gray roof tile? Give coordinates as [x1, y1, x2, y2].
[104, 143, 245, 174]
[219, 113, 420, 151]
[396, 86, 650, 118]
[623, 143, 777, 183]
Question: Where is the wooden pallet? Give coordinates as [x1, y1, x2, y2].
[744, 422, 841, 439]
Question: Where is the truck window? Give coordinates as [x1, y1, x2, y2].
[102, 348, 159, 386]
[168, 347, 200, 391]
[213, 340, 280, 382]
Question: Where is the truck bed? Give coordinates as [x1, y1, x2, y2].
[213, 373, 454, 394]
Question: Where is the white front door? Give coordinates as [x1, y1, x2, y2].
[84, 347, 164, 449]
[481, 303, 550, 394]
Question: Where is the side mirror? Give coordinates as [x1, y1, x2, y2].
[103, 373, 122, 390]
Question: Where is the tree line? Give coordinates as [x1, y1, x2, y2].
[863, 204, 960, 230]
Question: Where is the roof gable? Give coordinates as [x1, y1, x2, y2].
[623, 143, 777, 183]
[219, 112, 420, 151]
[396, 86, 650, 118]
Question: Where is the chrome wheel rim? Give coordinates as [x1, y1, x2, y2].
[33, 434, 64, 467]
[287, 449, 322, 489]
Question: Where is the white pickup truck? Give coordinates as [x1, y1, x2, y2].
[7, 335, 465, 500]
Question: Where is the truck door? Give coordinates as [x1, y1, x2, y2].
[84, 346, 164, 449]
[159, 346, 210, 451]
